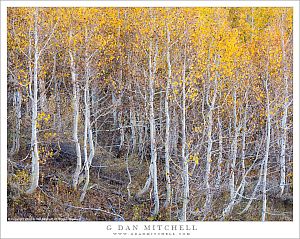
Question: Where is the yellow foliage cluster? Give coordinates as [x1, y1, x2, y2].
[12, 170, 30, 186]
[38, 112, 51, 122]
[189, 154, 200, 166]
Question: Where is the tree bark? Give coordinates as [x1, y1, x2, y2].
[149, 38, 160, 216]
[70, 50, 82, 190]
[27, 8, 40, 194]
[53, 53, 62, 135]
[10, 89, 22, 156]
[262, 76, 271, 222]
[229, 88, 238, 200]
[215, 111, 223, 189]
[164, 23, 172, 208]
[279, 12, 289, 196]
[238, 91, 248, 202]
[180, 42, 189, 222]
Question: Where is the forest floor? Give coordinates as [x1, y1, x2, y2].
[7, 144, 293, 221]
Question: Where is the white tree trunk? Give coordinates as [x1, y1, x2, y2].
[27, 8, 40, 194]
[204, 106, 213, 214]
[262, 77, 271, 222]
[80, 55, 95, 202]
[223, 128, 266, 219]
[69, 50, 82, 190]
[39, 72, 47, 113]
[171, 107, 179, 157]
[149, 39, 160, 216]
[129, 82, 137, 153]
[238, 92, 248, 202]
[279, 12, 288, 196]
[229, 88, 238, 200]
[125, 146, 132, 198]
[130, 108, 137, 153]
[215, 112, 223, 189]
[180, 43, 189, 222]
[241, 139, 264, 214]
[80, 119, 94, 202]
[137, 166, 152, 197]
[91, 89, 97, 147]
[80, 76, 89, 201]
[118, 111, 125, 152]
[53, 54, 62, 135]
[10, 89, 22, 156]
[137, 110, 144, 158]
[137, 36, 160, 215]
[204, 55, 218, 216]
[112, 91, 118, 128]
[164, 23, 171, 208]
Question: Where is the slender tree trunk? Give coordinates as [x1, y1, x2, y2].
[262, 77, 271, 222]
[91, 88, 97, 147]
[149, 38, 160, 216]
[112, 91, 118, 128]
[222, 145, 260, 219]
[129, 82, 137, 153]
[164, 23, 172, 208]
[118, 111, 125, 152]
[158, 89, 163, 131]
[10, 89, 22, 156]
[180, 43, 189, 222]
[80, 120, 94, 202]
[80, 73, 89, 202]
[126, 142, 132, 198]
[229, 88, 238, 200]
[215, 111, 223, 189]
[204, 106, 213, 214]
[136, 36, 160, 216]
[80, 72, 94, 202]
[39, 72, 47, 113]
[137, 166, 152, 197]
[222, 97, 251, 218]
[171, 107, 179, 157]
[226, 119, 232, 177]
[137, 110, 144, 158]
[27, 8, 40, 194]
[70, 50, 82, 190]
[53, 54, 62, 135]
[241, 139, 264, 214]
[238, 92, 248, 202]
[130, 108, 137, 153]
[115, 9, 124, 154]
[203, 54, 218, 217]
[80, 30, 95, 201]
[279, 12, 288, 196]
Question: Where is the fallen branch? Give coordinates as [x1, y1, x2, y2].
[64, 203, 125, 221]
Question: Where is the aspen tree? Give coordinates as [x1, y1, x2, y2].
[180, 40, 189, 222]
[27, 8, 40, 194]
[279, 11, 289, 196]
[164, 19, 172, 208]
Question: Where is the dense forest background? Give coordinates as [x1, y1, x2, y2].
[7, 7, 293, 221]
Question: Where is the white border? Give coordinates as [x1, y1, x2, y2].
[1, 1, 299, 239]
